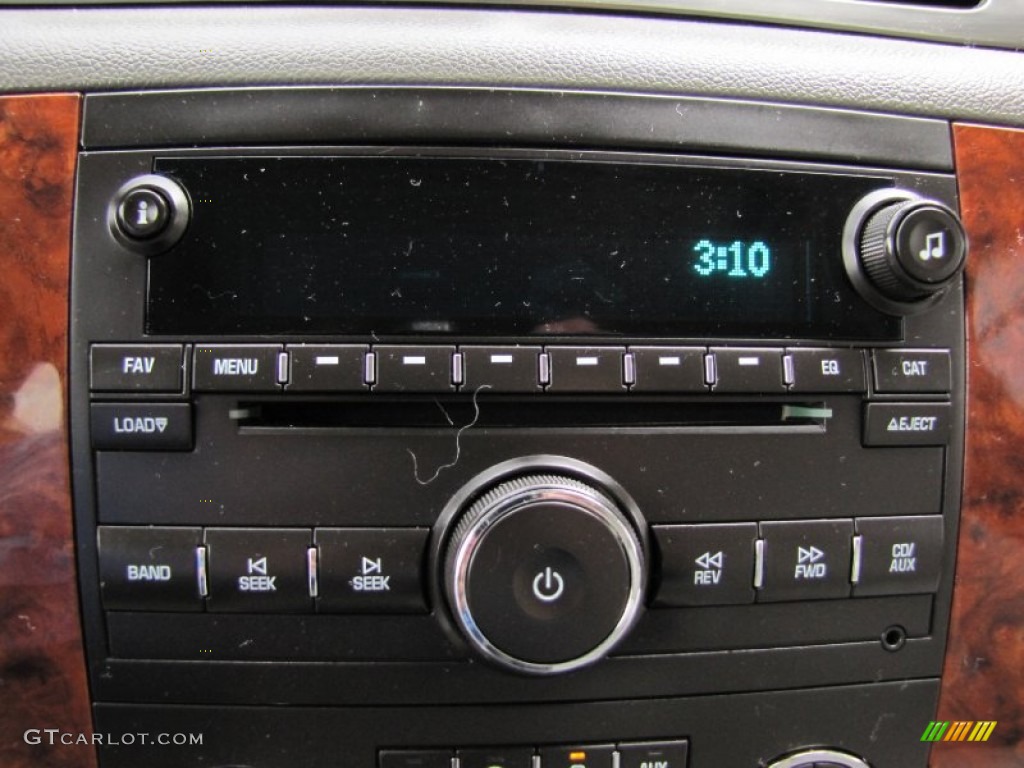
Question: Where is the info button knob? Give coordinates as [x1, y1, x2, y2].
[444, 473, 645, 674]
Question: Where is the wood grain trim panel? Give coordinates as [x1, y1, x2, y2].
[0, 93, 95, 768]
[931, 124, 1024, 768]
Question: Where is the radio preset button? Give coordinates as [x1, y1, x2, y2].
[786, 349, 866, 393]
[314, 528, 429, 613]
[205, 528, 312, 613]
[461, 346, 543, 393]
[193, 344, 282, 391]
[710, 348, 785, 393]
[90, 402, 192, 451]
[287, 344, 368, 392]
[374, 345, 456, 392]
[630, 347, 707, 393]
[863, 402, 951, 446]
[652, 523, 757, 606]
[546, 347, 627, 393]
[757, 520, 854, 602]
[90, 344, 185, 393]
[873, 349, 951, 393]
[853, 515, 943, 597]
[98, 526, 203, 611]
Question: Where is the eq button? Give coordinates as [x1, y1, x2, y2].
[786, 349, 866, 393]
[757, 520, 854, 602]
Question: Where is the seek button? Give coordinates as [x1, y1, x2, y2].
[315, 528, 429, 613]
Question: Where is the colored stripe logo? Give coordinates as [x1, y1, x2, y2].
[922, 721, 997, 742]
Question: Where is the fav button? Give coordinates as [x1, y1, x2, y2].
[193, 344, 282, 391]
[90, 402, 192, 451]
[314, 528, 429, 613]
[90, 344, 184, 392]
[757, 520, 854, 602]
[853, 515, 943, 597]
[97, 526, 203, 611]
[205, 528, 312, 613]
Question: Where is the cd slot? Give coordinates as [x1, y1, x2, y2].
[234, 399, 831, 432]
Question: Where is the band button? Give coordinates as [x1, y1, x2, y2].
[97, 526, 203, 611]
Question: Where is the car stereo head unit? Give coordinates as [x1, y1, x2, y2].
[71, 132, 965, 768]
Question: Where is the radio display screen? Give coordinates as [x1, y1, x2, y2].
[148, 156, 900, 339]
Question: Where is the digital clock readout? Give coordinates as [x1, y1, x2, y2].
[694, 239, 772, 278]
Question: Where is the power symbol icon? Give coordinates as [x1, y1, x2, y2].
[532, 566, 565, 603]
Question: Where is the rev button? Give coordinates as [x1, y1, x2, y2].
[90, 403, 192, 451]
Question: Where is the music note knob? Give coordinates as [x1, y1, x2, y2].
[844, 190, 968, 313]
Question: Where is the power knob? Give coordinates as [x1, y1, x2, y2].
[843, 190, 967, 314]
[442, 469, 645, 675]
